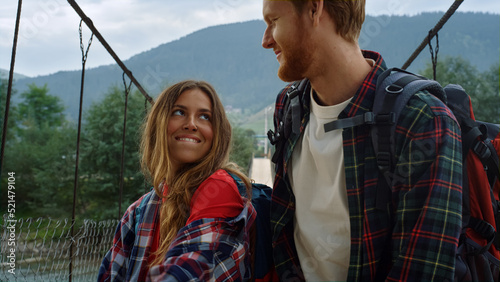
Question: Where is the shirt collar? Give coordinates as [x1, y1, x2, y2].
[340, 50, 387, 119]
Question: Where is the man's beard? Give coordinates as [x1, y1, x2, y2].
[277, 36, 313, 82]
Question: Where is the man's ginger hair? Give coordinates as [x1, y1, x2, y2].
[290, 0, 366, 43]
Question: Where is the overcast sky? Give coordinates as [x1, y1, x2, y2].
[1, 0, 499, 77]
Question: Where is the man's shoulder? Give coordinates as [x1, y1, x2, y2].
[409, 90, 456, 118]
[398, 89, 459, 132]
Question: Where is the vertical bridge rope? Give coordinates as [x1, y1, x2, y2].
[428, 31, 439, 80]
[69, 19, 93, 282]
[119, 73, 133, 218]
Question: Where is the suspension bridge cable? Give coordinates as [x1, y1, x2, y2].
[69, 19, 93, 282]
[0, 0, 22, 176]
[119, 73, 132, 218]
[428, 31, 440, 80]
[144, 98, 150, 194]
[66, 0, 154, 105]
[401, 0, 464, 70]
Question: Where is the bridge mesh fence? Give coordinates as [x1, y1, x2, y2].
[0, 215, 119, 281]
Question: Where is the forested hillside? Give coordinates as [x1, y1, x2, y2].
[6, 12, 500, 120]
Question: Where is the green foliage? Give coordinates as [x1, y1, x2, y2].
[1, 83, 74, 217]
[0, 79, 18, 214]
[0, 79, 17, 144]
[18, 83, 65, 128]
[10, 124, 77, 216]
[420, 56, 500, 123]
[79, 86, 148, 220]
[229, 127, 255, 173]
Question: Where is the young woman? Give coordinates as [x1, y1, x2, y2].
[98, 80, 255, 281]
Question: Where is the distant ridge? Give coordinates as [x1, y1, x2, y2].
[8, 12, 499, 120]
[0, 69, 30, 81]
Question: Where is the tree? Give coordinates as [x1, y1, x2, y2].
[18, 83, 65, 128]
[478, 63, 500, 124]
[230, 127, 255, 173]
[0, 79, 18, 214]
[79, 86, 148, 220]
[2, 83, 75, 217]
[0, 79, 18, 140]
[420, 56, 499, 123]
[11, 124, 77, 216]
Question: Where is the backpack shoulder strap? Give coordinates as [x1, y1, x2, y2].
[268, 79, 309, 164]
[444, 84, 500, 186]
[440, 84, 500, 254]
[372, 68, 444, 178]
[371, 68, 445, 210]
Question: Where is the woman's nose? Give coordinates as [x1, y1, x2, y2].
[184, 117, 198, 131]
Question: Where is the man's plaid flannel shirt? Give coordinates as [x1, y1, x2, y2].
[98, 188, 256, 281]
[270, 50, 463, 281]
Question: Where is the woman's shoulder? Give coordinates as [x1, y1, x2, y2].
[188, 169, 244, 224]
[195, 169, 240, 199]
[204, 169, 235, 183]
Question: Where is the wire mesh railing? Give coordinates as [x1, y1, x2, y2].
[0, 215, 118, 281]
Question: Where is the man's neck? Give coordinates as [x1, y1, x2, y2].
[309, 46, 372, 106]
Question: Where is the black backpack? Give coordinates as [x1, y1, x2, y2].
[268, 68, 500, 281]
[229, 173, 274, 281]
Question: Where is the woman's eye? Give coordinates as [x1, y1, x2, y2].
[200, 114, 210, 121]
[172, 109, 184, 116]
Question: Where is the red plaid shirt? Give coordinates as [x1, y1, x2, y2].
[98, 170, 256, 281]
[270, 51, 463, 281]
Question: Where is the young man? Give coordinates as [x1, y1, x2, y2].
[262, 0, 463, 281]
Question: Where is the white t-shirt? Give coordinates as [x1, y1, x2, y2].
[289, 90, 352, 281]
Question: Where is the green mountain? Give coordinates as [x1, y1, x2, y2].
[9, 12, 500, 120]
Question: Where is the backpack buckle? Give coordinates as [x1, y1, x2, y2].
[267, 130, 279, 145]
[473, 140, 491, 161]
[375, 112, 396, 125]
[471, 218, 496, 242]
[364, 112, 375, 125]
[377, 151, 392, 173]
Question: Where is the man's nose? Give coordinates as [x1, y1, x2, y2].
[262, 27, 274, 49]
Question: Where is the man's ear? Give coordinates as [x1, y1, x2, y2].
[309, 0, 324, 26]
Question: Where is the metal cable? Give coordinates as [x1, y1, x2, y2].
[67, 0, 154, 105]
[69, 19, 93, 282]
[428, 31, 439, 80]
[402, 0, 464, 70]
[144, 98, 150, 194]
[118, 73, 132, 218]
[0, 0, 23, 178]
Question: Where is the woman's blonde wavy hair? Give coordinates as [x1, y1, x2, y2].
[140, 80, 251, 266]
